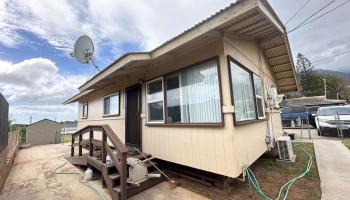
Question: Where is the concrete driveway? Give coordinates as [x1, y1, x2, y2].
[0, 143, 208, 200]
[313, 139, 350, 200]
[285, 128, 350, 200]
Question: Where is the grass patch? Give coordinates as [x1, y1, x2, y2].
[61, 135, 72, 143]
[175, 143, 321, 200]
[342, 140, 350, 150]
[20, 127, 26, 144]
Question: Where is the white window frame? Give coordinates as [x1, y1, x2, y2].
[253, 75, 266, 119]
[103, 92, 120, 117]
[146, 77, 165, 124]
[82, 102, 88, 119]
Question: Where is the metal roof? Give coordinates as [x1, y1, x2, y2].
[280, 96, 347, 107]
[66, 0, 298, 104]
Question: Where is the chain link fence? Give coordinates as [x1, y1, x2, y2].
[317, 111, 350, 139]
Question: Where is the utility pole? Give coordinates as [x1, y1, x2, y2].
[323, 78, 327, 99]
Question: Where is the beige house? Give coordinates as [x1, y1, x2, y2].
[65, 0, 298, 178]
[26, 119, 62, 146]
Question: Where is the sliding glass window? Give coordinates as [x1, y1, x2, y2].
[253, 75, 265, 119]
[229, 60, 256, 122]
[166, 59, 222, 123]
[229, 58, 266, 122]
[82, 103, 88, 119]
[103, 92, 120, 116]
[146, 78, 164, 123]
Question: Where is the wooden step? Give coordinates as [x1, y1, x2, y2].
[108, 173, 120, 180]
[66, 156, 87, 166]
[112, 176, 163, 198]
[129, 153, 152, 161]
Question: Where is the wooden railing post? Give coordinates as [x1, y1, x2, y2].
[102, 130, 106, 163]
[120, 153, 127, 200]
[71, 136, 75, 157]
[79, 134, 82, 156]
[72, 125, 129, 199]
[89, 128, 93, 157]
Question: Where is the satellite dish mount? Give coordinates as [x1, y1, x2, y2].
[72, 35, 100, 71]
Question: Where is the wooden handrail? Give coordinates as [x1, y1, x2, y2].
[105, 144, 123, 172]
[72, 125, 103, 138]
[71, 125, 127, 200]
[102, 125, 127, 155]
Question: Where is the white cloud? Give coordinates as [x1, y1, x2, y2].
[0, 0, 348, 123]
[0, 0, 233, 54]
[269, 0, 350, 72]
[0, 58, 85, 123]
[0, 58, 85, 103]
[1, 0, 349, 72]
[9, 104, 78, 124]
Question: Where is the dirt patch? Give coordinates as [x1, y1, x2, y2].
[0, 143, 108, 200]
[175, 143, 321, 200]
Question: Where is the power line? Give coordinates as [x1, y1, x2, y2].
[285, 0, 312, 25]
[312, 50, 350, 64]
[293, 0, 350, 30]
[288, 0, 337, 33]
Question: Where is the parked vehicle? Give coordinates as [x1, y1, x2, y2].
[281, 106, 315, 127]
[316, 106, 350, 136]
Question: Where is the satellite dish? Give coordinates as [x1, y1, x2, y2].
[72, 35, 100, 71]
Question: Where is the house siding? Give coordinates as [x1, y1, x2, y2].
[77, 36, 283, 178]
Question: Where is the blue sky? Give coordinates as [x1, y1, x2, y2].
[0, 0, 349, 124]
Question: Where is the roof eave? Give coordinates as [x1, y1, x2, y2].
[63, 89, 95, 105]
[256, 0, 298, 92]
[76, 0, 259, 93]
[78, 53, 151, 92]
[70, 0, 298, 100]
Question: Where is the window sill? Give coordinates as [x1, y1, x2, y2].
[145, 123, 224, 128]
[102, 114, 120, 118]
[233, 115, 268, 126]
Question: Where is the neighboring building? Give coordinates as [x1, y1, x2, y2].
[64, 0, 298, 178]
[61, 121, 78, 135]
[280, 96, 347, 112]
[26, 119, 62, 146]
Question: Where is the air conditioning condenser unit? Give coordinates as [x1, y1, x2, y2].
[277, 136, 296, 162]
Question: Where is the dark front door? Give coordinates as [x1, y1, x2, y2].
[125, 84, 141, 149]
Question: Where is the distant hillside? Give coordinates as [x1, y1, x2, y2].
[316, 69, 350, 80]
